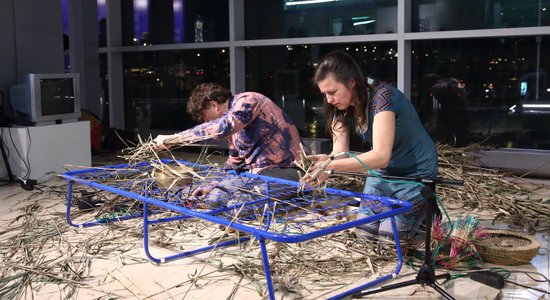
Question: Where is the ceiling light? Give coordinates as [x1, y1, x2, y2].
[285, 0, 338, 6]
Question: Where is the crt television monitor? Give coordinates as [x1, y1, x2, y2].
[9, 73, 81, 126]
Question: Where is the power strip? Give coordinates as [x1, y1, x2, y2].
[470, 270, 505, 289]
[19, 178, 37, 191]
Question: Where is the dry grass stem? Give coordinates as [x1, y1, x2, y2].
[2, 142, 549, 299]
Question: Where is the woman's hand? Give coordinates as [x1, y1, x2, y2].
[302, 154, 332, 187]
[153, 134, 177, 151]
[191, 185, 214, 199]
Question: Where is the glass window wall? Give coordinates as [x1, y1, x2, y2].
[411, 37, 550, 149]
[123, 48, 230, 133]
[99, 53, 109, 131]
[412, 0, 550, 32]
[93, 1, 550, 151]
[245, 0, 397, 39]
[119, 0, 229, 46]
[98, 0, 107, 47]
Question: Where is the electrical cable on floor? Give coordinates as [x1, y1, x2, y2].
[337, 150, 549, 296]
[504, 279, 549, 294]
[438, 267, 550, 294]
[3, 126, 37, 189]
[339, 151, 456, 267]
[24, 127, 32, 179]
[0, 129, 12, 186]
[501, 270, 550, 283]
[495, 268, 550, 294]
[7, 126, 32, 180]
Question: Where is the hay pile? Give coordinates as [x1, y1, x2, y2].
[435, 144, 550, 232]
[0, 179, 395, 299]
[1, 143, 548, 299]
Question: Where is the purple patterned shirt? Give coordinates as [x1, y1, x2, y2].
[178, 92, 303, 174]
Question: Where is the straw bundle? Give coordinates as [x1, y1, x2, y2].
[428, 215, 488, 269]
[151, 164, 195, 190]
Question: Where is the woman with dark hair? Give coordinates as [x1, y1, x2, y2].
[303, 50, 438, 240]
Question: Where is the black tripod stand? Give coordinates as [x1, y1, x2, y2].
[352, 176, 464, 299]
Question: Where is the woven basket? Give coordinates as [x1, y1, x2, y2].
[475, 229, 541, 266]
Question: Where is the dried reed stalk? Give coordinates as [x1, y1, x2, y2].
[435, 143, 550, 231]
[4, 140, 548, 299]
[119, 133, 222, 164]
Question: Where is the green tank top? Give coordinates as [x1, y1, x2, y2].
[358, 81, 438, 178]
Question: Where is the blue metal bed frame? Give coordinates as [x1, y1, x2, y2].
[63, 159, 412, 300]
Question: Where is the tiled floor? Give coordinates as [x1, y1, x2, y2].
[0, 150, 548, 299]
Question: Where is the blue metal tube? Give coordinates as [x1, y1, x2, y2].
[259, 238, 276, 300]
[63, 159, 416, 300]
[64, 172, 411, 242]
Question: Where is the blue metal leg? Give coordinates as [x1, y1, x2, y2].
[259, 237, 276, 300]
[327, 216, 404, 300]
[142, 202, 251, 264]
[65, 179, 76, 227]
